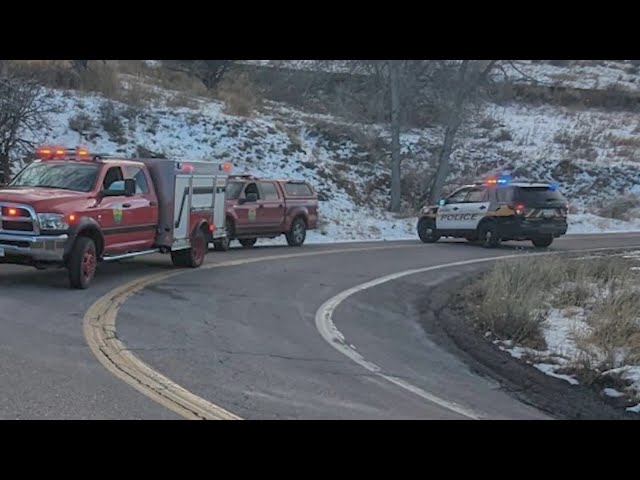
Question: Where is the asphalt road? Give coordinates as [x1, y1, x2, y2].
[2, 233, 640, 419]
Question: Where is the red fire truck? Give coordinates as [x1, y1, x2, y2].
[0, 145, 231, 289]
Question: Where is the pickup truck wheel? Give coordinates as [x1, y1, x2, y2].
[213, 237, 230, 251]
[239, 238, 257, 248]
[68, 236, 97, 289]
[172, 229, 206, 268]
[286, 218, 307, 247]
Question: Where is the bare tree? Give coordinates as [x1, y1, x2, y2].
[163, 60, 234, 89]
[427, 60, 498, 204]
[0, 74, 60, 184]
[388, 60, 402, 212]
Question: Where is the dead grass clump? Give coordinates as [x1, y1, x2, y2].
[68, 112, 95, 134]
[217, 75, 262, 117]
[581, 289, 640, 368]
[597, 195, 640, 221]
[465, 258, 563, 349]
[98, 101, 126, 144]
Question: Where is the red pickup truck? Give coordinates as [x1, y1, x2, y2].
[213, 175, 319, 250]
[0, 145, 230, 288]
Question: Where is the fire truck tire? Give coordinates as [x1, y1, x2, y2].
[68, 236, 97, 289]
[172, 228, 207, 268]
[213, 219, 232, 251]
[286, 217, 307, 247]
[239, 238, 257, 248]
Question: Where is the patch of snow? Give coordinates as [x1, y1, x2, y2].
[533, 363, 580, 385]
[604, 388, 625, 398]
[627, 403, 640, 413]
[543, 308, 590, 359]
[568, 214, 640, 234]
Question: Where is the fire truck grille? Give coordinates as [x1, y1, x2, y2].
[0, 203, 37, 234]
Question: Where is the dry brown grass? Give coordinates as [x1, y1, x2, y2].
[216, 74, 262, 117]
[465, 255, 636, 350]
[597, 195, 640, 221]
[607, 134, 640, 148]
[465, 258, 560, 349]
[165, 92, 200, 110]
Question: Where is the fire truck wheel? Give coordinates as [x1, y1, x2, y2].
[286, 217, 307, 247]
[172, 228, 207, 268]
[68, 236, 97, 289]
[239, 238, 257, 248]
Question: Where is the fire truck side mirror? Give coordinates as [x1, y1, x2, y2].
[124, 179, 136, 197]
[102, 179, 136, 197]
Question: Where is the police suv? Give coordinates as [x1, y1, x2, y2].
[417, 175, 569, 248]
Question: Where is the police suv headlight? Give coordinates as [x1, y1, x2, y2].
[37, 213, 69, 231]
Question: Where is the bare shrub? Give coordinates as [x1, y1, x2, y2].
[217, 75, 262, 117]
[464, 258, 563, 349]
[68, 112, 95, 134]
[98, 101, 126, 144]
[583, 289, 640, 368]
[597, 195, 640, 220]
[165, 93, 199, 110]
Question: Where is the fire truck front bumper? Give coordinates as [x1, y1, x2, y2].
[0, 233, 69, 264]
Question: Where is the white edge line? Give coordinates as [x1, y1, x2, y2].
[315, 245, 640, 420]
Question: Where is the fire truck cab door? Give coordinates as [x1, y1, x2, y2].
[97, 166, 139, 253]
[121, 165, 158, 250]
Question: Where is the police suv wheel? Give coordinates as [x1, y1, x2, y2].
[417, 218, 440, 243]
[532, 235, 554, 248]
[479, 222, 501, 248]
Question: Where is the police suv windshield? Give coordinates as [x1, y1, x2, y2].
[9, 162, 99, 193]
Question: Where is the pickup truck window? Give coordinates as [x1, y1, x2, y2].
[124, 166, 150, 194]
[260, 181, 280, 200]
[103, 167, 124, 191]
[226, 181, 244, 200]
[284, 182, 313, 196]
[9, 162, 99, 193]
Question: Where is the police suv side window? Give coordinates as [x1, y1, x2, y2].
[446, 188, 471, 204]
[496, 187, 513, 204]
[466, 188, 488, 203]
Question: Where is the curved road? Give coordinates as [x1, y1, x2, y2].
[2, 233, 640, 419]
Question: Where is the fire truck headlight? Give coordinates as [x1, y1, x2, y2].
[37, 213, 69, 231]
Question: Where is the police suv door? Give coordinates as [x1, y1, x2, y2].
[436, 187, 472, 230]
[458, 186, 490, 230]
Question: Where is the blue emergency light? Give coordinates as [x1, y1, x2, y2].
[548, 182, 559, 192]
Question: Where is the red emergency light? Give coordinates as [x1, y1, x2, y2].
[221, 162, 232, 173]
[36, 145, 92, 161]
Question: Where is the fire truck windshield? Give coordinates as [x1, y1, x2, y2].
[9, 162, 100, 192]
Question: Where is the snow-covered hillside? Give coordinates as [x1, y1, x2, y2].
[16, 62, 640, 244]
